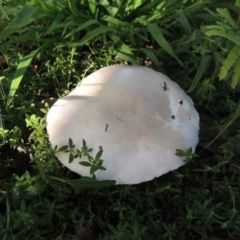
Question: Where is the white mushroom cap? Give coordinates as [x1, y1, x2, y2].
[47, 65, 199, 184]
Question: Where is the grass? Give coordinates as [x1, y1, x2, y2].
[0, 0, 240, 239]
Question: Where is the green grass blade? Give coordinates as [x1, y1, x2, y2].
[70, 26, 114, 46]
[7, 49, 39, 107]
[128, 0, 143, 10]
[140, 48, 163, 71]
[43, 14, 66, 36]
[64, 19, 99, 38]
[0, 3, 38, 41]
[117, 52, 139, 65]
[67, 0, 77, 14]
[148, 23, 184, 67]
[117, 41, 140, 65]
[32, 0, 54, 12]
[162, 1, 208, 26]
[102, 15, 127, 27]
[187, 54, 211, 93]
[100, 0, 119, 17]
[175, 10, 192, 35]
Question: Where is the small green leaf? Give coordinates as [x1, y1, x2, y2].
[76, 150, 82, 158]
[90, 165, 97, 175]
[155, 186, 168, 193]
[82, 139, 87, 148]
[0, 3, 38, 41]
[57, 145, 68, 152]
[86, 148, 93, 153]
[95, 150, 103, 161]
[175, 149, 185, 156]
[86, 154, 93, 162]
[24, 182, 46, 197]
[69, 153, 74, 163]
[79, 161, 92, 167]
[98, 166, 106, 171]
[68, 138, 75, 148]
[54, 210, 65, 219]
[107, 223, 117, 233]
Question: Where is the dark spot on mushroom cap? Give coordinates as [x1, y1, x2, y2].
[179, 100, 183, 105]
[162, 82, 169, 91]
[105, 124, 108, 132]
[171, 115, 175, 119]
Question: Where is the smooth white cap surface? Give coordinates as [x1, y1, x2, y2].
[47, 65, 199, 184]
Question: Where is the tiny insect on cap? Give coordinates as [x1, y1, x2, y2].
[47, 65, 200, 184]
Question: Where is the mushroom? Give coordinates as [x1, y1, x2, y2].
[47, 65, 199, 184]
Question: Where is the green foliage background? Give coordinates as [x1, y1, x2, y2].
[0, 0, 240, 239]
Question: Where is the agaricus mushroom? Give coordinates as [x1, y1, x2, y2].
[47, 65, 199, 184]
